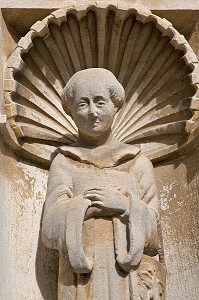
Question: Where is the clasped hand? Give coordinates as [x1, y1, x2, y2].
[83, 187, 130, 215]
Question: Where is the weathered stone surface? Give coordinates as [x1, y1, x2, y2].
[155, 149, 199, 300]
[2, 5, 199, 166]
[0, 137, 59, 300]
[42, 68, 166, 299]
[0, 2, 199, 300]
[0, 0, 199, 9]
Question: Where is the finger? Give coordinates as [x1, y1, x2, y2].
[84, 191, 104, 197]
[90, 201, 104, 206]
[84, 194, 103, 201]
[84, 192, 103, 198]
[85, 188, 102, 193]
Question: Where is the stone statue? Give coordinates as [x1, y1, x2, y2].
[2, 4, 199, 300]
[42, 68, 166, 300]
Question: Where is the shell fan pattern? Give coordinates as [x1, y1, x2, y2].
[3, 3, 199, 167]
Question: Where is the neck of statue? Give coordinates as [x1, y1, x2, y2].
[78, 130, 115, 147]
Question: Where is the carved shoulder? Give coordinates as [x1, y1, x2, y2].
[132, 153, 155, 175]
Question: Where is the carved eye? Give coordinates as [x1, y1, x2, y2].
[97, 100, 106, 107]
[95, 97, 106, 107]
[78, 102, 88, 109]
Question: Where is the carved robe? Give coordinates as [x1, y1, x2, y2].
[42, 141, 165, 299]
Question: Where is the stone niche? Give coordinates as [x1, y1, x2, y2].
[0, 1, 199, 300]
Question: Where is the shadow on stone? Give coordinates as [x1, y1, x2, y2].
[35, 218, 59, 300]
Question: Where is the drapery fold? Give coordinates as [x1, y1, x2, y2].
[42, 144, 165, 299]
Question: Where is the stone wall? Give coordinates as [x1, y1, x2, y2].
[0, 1, 198, 299]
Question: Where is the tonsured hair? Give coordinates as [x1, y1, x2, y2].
[61, 68, 125, 115]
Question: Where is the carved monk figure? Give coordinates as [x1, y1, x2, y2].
[42, 68, 165, 300]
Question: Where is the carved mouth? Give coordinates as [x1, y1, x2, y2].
[90, 119, 101, 125]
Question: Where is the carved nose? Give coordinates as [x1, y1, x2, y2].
[89, 104, 98, 116]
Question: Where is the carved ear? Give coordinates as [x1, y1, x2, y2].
[3, 4, 199, 167]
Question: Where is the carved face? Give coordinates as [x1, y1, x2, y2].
[70, 82, 118, 138]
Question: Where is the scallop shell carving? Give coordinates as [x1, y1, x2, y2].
[3, 2, 199, 166]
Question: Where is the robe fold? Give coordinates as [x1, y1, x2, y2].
[42, 141, 164, 300]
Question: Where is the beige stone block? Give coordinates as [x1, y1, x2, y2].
[0, 2, 198, 300]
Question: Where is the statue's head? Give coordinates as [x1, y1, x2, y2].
[62, 68, 125, 115]
[61, 68, 125, 139]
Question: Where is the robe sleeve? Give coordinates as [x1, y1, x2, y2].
[42, 154, 93, 273]
[115, 153, 161, 271]
[132, 153, 160, 256]
[42, 153, 73, 252]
